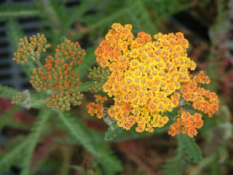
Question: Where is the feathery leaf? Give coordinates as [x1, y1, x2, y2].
[75, 47, 97, 79]
[20, 108, 51, 175]
[180, 134, 203, 163]
[57, 111, 100, 156]
[0, 85, 18, 99]
[6, 18, 35, 77]
[0, 5, 39, 18]
[0, 138, 30, 172]
[0, 105, 21, 130]
[57, 111, 123, 174]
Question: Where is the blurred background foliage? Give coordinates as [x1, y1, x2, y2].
[0, 0, 233, 174]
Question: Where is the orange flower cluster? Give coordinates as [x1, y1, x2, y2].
[87, 95, 107, 119]
[168, 110, 203, 137]
[180, 71, 219, 117]
[94, 94, 107, 103]
[94, 23, 197, 133]
[168, 72, 219, 137]
[30, 39, 85, 111]
[13, 33, 50, 64]
[13, 35, 86, 111]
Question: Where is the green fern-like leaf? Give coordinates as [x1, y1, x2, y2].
[0, 106, 21, 130]
[6, 18, 24, 51]
[83, 0, 158, 37]
[127, 0, 158, 34]
[57, 111, 123, 174]
[88, 8, 126, 31]
[162, 132, 203, 174]
[110, 110, 180, 142]
[75, 47, 97, 79]
[162, 133, 189, 175]
[105, 109, 178, 142]
[0, 5, 39, 18]
[20, 108, 51, 175]
[64, 0, 97, 31]
[0, 138, 29, 172]
[34, 0, 63, 48]
[6, 18, 35, 77]
[105, 122, 124, 141]
[97, 145, 123, 175]
[180, 134, 203, 163]
[57, 111, 100, 156]
[163, 154, 189, 175]
[0, 85, 18, 99]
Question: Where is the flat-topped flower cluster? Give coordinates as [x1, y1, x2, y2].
[13, 34, 86, 111]
[88, 23, 219, 137]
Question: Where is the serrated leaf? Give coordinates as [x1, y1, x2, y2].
[97, 145, 123, 175]
[0, 5, 39, 18]
[88, 8, 126, 31]
[114, 125, 169, 142]
[105, 122, 124, 141]
[180, 134, 202, 163]
[6, 18, 35, 77]
[128, 0, 158, 34]
[64, 0, 97, 30]
[104, 108, 178, 142]
[57, 111, 100, 157]
[0, 138, 30, 172]
[20, 108, 51, 175]
[75, 47, 96, 79]
[0, 85, 18, 99]
[0, 106, 21, 130]
[162, 132, 189, 175]
[57, 111, 123, 174]
[162, 154, 189, 175]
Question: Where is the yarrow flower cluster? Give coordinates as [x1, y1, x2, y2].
[88, 23, 219, 137]
[87, 95, 107, 119]
[13, 33, 50, 64]
[13, 35, 86, 111]
[180, 71, 218, 117]
[12, 26, 219, 138]
[168, 71, 219, 137]
[168, 109, 203, 137]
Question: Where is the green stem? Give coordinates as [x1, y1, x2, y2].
[35, 59, 46, 73]
[31, 100, 45, 109]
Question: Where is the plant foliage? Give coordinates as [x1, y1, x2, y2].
[19, 108, 51, 175]
[0, 85, 18, 99]
[180, 134, 203, 163]
[57, 111, 123, 174]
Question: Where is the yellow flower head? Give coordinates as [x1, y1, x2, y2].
[88, 23, 219, 137]
[94, 23, 198, 132]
